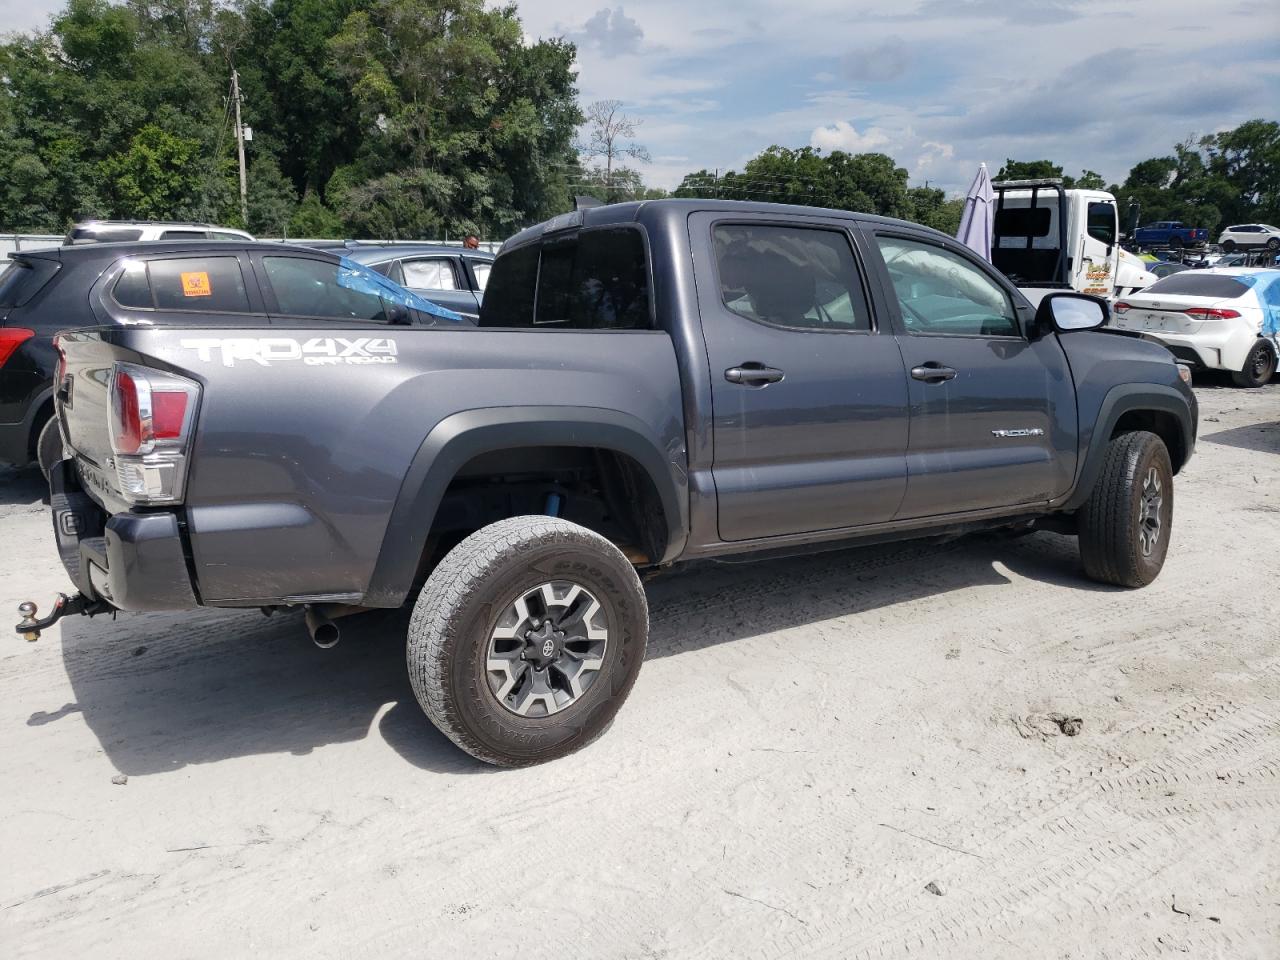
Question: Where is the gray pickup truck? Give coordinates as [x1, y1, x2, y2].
[25, 199, 1198, 766]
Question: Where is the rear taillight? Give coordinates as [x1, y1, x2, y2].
[108, 362, 199, 504]
[0, 328, 35, 368]
[1184, 308, 1241, 321]
[1113, 301, 1131, 315]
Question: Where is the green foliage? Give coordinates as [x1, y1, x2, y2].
[0, 0, 581, 235]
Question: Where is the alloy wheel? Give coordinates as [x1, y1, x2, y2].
[1138, 466, 1164, 557]
[486, 581, 609, 718]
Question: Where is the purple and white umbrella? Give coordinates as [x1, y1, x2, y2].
[956, 162, 994, 262]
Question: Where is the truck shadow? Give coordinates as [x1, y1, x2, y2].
[0, 465, 46, 509]
[52, 530, 1109, 776]
[1201, 421, 1280, 456]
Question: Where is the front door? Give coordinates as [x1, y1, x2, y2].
[690, 213, 911, 542]
[1075, 198, 1119, 296]
[867, 230, 1077, 519]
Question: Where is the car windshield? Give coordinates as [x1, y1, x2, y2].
[1142, 274, 1252, 299]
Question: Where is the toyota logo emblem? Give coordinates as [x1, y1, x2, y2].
[541, 639, 555, 658]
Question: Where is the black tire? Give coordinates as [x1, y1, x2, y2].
[1231, 340, 1276, 388]
[1077, 431, 1173, 588]
[1222, 239, 1236, 252]
[1169, 236, 1183, 248]
[1267, 237, 1280, 252]
[36, 417, 63, 481]
[407, 516, 648, 767]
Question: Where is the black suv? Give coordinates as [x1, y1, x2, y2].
[0, 241, 460, 473]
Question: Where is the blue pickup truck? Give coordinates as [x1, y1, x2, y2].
[1132, 221, 1209, 248]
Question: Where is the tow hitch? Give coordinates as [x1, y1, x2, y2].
[15, 593, 108, 641]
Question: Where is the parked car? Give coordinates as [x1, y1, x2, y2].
[0, 241, 460, 474]
[30, 199, 1198, 767]
[64, 220, 255, 244]
[1147, 261, 1191, 280]
[1217, 224, 1280, 253]
[1111, 268, 1280, 387]
[341, 244, 494, 322]
[1131, 221, 1209, 249]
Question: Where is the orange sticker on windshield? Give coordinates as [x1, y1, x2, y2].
[181, 271, 211, 297]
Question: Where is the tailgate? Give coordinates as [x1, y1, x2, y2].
[57, 330, 123, 470]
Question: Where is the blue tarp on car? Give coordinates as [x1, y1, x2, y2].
[337, 256, 464, 323]
[1232, 269, 1280, 339]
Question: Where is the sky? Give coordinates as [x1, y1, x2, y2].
[3, 0, 1278, 195]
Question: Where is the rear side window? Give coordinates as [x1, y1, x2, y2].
[1143, 274, 1251, 299]
[135, 257, 251, 312]
[0, 258, 60, 307]
[263, 256, 389, 322]
[713, 223, 871, 331]
[400, 258, 459, 290]
[70, 227, 143, 242]
[479, 227, 650, 329]
[471, 260, 491, 291]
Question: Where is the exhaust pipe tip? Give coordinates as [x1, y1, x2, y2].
[305, 607, 340, 649]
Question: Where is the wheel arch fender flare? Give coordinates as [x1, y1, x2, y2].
[363, 406, 689, 607]
[1060, 383, 1195, 512]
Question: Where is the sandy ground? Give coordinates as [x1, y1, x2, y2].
[1, 377, 1277, 959]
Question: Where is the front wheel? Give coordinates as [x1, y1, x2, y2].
[1231, 340, 1276, 388]
[1077, 431, 1173, 588]
[407, 516, 648, 766]
[1221, 239, 1236, 252]
[1267, 237, 1279, 252]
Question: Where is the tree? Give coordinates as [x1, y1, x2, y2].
[245, 154, 298, 235]
[579, 99, 650, 192]
[994, 159, 1064, 183]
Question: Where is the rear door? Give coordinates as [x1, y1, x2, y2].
[394, 256, 481, 319]
[690, 212, 910, 541]
[865, 228, 1077, 519]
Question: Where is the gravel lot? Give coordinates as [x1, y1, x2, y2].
[2, 378, 1278, 959]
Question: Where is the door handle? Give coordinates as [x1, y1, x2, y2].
[910, 363, 957, 383]
[725, 363, 785, 386]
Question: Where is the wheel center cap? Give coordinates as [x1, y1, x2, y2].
[523, 621, 563, 667]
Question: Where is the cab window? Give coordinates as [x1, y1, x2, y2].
[877, 236, 1019, 337]
[712, 223, 870, 331]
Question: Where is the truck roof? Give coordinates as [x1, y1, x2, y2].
[502, 198, 956, 253]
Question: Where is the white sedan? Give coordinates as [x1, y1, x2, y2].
[1111, 268, 1279, 388]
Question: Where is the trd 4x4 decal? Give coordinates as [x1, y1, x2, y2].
[178, 337, 398, 367]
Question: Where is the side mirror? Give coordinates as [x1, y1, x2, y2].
[1036, 292, 1108, 333]
[386, 302, 412, 325]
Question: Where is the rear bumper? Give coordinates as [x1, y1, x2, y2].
[1119, 325, 1259, 373]
[49, 460, 199, 611]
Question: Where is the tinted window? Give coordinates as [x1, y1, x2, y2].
[0, 258, 60, 307]
[995, 206, 1051, 238]
[713, 223, 870, 331]
[112, 260, 153, 307]
[159, 230, 211, 240]
[1087, 202, 1117, 245]
[263, 256, 388, 321]
[401, 258, 459, 290]
[479, 228, 650, 330]
[471, 260, 491, 291]
[877, 236, 1019, 337]
[479, 245, 538, 326]
[148, 257, 251, 312]
[70, 227, 143, 242]
[1143, 274, 1251, 299]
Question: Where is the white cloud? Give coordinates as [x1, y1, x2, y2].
[810, 121, 891, 153]
[559, 6, 645, 56]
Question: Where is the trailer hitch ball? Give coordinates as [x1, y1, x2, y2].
[18, 601, 40, 642]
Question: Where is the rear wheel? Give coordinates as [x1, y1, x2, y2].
[1169, 236, 1183, 249]
[1268, 237, 1280, 252]
[1222, 239, 1236, 252]
[407, 516, 648, 766]
[1231, 340, 1276, 388]
[1078, 431, 1173, 588]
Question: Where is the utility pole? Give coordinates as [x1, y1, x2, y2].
[232, 68, 248, 226]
